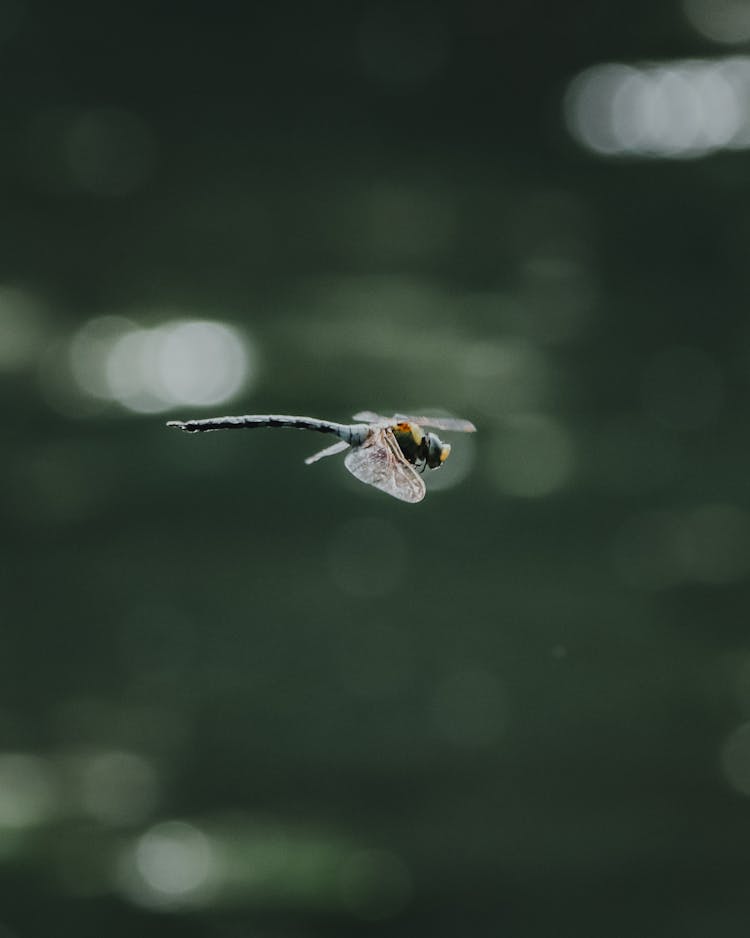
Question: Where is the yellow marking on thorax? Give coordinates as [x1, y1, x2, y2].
[395, 421, 423, 444]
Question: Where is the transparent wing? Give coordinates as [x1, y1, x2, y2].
[344, 429, 426, 503]
[393, 414, 477, 432]
[304, 440, 350, 465]
[353, 411, 476, 432]
[352, 410, 391, 425]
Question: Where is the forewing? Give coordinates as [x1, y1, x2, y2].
[304, 440, 350, 465]
[393, 414, 477, 432]
[351, 410, 391, 426]
[344, 430, 425, 503]
[354, 411, 476, 432]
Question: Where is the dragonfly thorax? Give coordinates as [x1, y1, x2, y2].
[391, 423, 450, 470]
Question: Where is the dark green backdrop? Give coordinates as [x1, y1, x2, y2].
[2, 1, 750, 935]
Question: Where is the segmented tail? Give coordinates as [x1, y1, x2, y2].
[166, 414, 351, 436]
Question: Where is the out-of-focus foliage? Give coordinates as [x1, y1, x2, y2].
[2, 1, 750, 935]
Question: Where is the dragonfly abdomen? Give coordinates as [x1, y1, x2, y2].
[167, 414, 369, 444]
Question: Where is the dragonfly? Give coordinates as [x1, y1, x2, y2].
[167, 410, 476, 503]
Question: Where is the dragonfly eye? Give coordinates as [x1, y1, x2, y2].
[425, 433, 450, 468]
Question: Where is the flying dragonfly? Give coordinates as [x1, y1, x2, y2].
[166, 410, 476, 503]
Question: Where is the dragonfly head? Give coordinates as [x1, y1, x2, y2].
[425, 432, 451, 469]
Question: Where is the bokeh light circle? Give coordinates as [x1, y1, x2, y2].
[488, 415, 575, 497]
[433, 669, 507, 748]
[118, 820, 218, 909]
[68, 314, 254, 415]
[721, 722, 750, 795]
[328, 517, 407, 597]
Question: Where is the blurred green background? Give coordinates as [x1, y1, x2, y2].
[3, 0, 750, 935]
